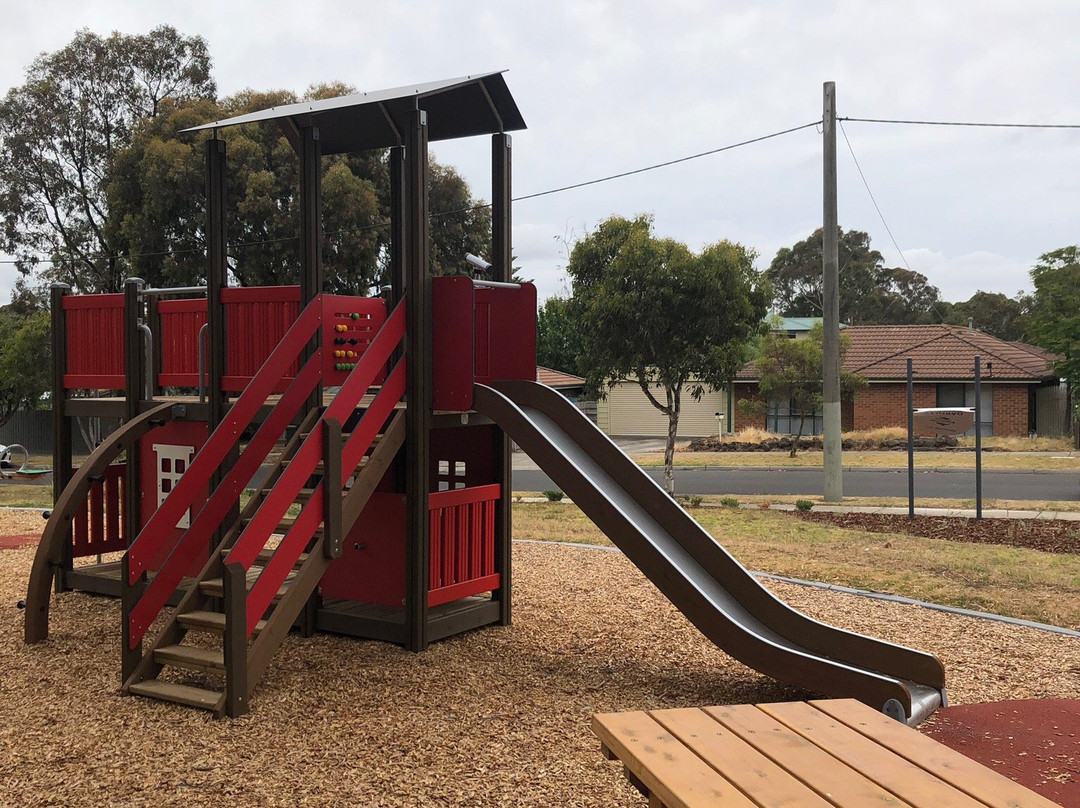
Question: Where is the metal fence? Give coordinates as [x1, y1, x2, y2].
[0, 410, 119, 455]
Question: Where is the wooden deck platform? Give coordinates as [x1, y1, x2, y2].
[592, 698, 1059, 808]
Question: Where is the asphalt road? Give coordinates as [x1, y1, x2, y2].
[512, 466, 1080, 501]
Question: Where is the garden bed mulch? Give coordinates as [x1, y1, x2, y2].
[792, 510, 1080, 555]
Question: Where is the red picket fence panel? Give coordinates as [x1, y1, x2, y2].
[63, 294, 125, 389]
[428, 484, 500, 607]
[156, 297, 206, 387]
[71, 463, 126, 556]
[222, 286, 301, 392]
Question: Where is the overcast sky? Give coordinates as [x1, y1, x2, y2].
[1, 0, 1077, 306]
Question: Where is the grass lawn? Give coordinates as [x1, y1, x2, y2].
[513, 501, 1080, 631]
[634, 449, 1080, 471]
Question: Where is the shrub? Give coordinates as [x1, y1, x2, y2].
[542, 490, 564, 502]
[681, 495, 704, 508]
[720, 497, 739, 508]
[795, 499, 814, 511]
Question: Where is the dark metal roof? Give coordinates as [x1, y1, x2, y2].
[182, 71, 525, 154]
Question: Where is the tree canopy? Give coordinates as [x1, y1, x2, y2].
[0, 308, 51, 428]
[567, 214, 768, 492]
[741, 321, 864, 456]
[0, 26, 216, 293]
[765, 228, 942, 325]
[2, 27, 492, 298]
[1028, 246, 1080, 413]
[940, 290, 1031, 342]
[535, 295, 584, 377]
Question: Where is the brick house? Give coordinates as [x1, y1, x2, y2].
[733, 325, 1066, 437]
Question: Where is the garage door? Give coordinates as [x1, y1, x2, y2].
[605, 381, 727, 437]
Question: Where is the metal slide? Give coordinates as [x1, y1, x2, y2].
[473, 380, 946, 725]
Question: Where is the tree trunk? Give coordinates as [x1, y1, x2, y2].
[664, 386, 680, 495]
[790, 410, 807, 458]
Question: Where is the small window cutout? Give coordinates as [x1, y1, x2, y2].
[175, 459, 185, 473]
[455, 481, 465, 489]
[454, 462, 466, 477]
[438, 460, 449, 475]
[162, 478, 172, 493]
[161, 458, 171, 473]
[438, 481, 449, 491]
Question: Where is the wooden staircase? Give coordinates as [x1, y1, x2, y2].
[118, 293, 408, 716]
[123, 409, 405, 715]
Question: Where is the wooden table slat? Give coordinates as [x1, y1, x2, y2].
[591, 711, 760, 808]
[758, 701, 990, 808]
[810, 699, 1063, 808]
[650, 707, 836, 808]
[705, 704, 916, 808]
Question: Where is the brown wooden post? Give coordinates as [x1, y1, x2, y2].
[491, 133, 514, 625]
[123, 278, 145, 548]
[223, 561, 250, 718]
[389, 146, 406, 308]
[405, 109, 431, 652]
[120, 554, 144, 682]
[206, 137, 228, 434]
[322, 418, 343, 559]
[299, 125, 324, 308]
[206, 137, 238, 554]
[388, 146, 407, 496]
[50, 283, 73, 592]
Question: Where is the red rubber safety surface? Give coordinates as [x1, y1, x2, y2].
[0, 534, 38, 550]
[922, 699, 1080, 808]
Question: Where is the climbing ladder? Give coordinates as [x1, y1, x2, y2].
[119, 294, 407, 716]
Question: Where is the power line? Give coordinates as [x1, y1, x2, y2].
[513, 120, 823, 201]
[839, 116, 1080, 129]
[0, 119, 822, 266]
[838, 120, 912, 271]
[838, 120, 952, 322]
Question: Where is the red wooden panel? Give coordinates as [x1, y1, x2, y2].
[70, 463, 127, 558]
[157, 298, 207, 386]
[321, 493, 407, 606]
[63, 294, 125, 389]
[473, 283, 537, 387]
[322, 295, 388, 387]
[432, 276, 477, 410]
[428, 574, 501, 608]
[222, 286, 301, 392]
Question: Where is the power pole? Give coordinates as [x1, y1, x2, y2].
[822, 81, 843, 502]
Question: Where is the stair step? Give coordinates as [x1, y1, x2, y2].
[219, 547, 310, 567]
[154, 644, 225, 674]
[199, 574, 294, 602]
[177, 610, 267, 635]
[128, 680, 222, 711]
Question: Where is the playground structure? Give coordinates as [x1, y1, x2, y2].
[25, 72, 945, 723]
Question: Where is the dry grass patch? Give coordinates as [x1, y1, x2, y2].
[645, 450, 1080, 470]
[516, 502, 1080, 630]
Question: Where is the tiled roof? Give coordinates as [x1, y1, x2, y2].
[736, 325, 1059, 382]
[537, 366, 585, 388]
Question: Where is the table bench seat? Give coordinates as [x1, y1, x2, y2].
[592, 699, 1058, 808]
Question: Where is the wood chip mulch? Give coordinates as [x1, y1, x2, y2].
[2, 511, 1080, 806]
[792, 511, 1080, 555]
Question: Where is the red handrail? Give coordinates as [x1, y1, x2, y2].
[126, 295, 324, 647]
[128, 296, 323, 580]
[227, 297, 406, 636]
[127, 354, 323, 646]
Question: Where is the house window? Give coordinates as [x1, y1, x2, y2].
[935, 383, 993, 436]
[767, 398, 823, 436]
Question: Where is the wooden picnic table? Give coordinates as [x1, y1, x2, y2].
[592, 698, 1059, 808]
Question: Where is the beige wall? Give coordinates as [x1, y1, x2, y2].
[598, 380, 728, 437]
